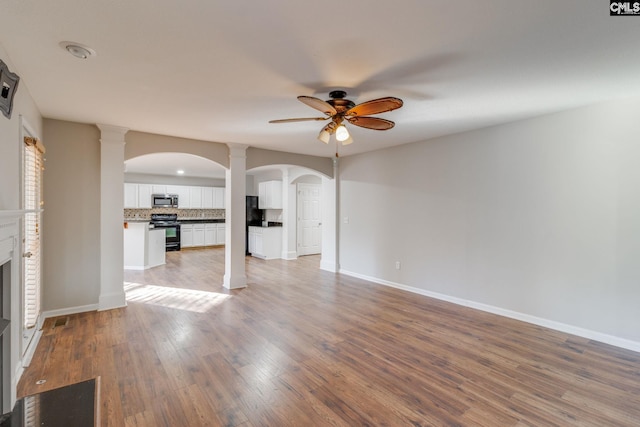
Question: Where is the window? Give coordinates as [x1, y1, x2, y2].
[23, 136, 44, 330]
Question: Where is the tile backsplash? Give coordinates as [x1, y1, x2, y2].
[124, 208, 225, 220]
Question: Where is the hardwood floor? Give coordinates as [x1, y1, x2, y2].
[19, 248, 640, 426]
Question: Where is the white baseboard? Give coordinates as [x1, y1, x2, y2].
[98, 291, 127, 311]
[41, 303, 99, 320]
[21, 328, 42, 368]
[320, 260, 339, 273]
[339, 269, 640, 354]
[282, 251, 298, 260]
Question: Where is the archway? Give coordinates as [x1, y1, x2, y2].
[247, 164, 337, 271]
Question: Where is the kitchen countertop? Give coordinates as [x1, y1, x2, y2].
[249, 222, 282, 228]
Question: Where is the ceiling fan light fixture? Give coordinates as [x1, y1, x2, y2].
[335, 124, 350, 142]
[318, 129, 330, 144]
[342, 135, 354, 146]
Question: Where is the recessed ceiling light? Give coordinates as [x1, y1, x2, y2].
[59, 41, 96, 59]
[177, 170, 185, 175]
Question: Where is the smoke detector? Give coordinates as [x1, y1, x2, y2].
[59, 42, 96, 59]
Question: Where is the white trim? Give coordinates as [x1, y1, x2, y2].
[98, 292, 127, 312]
[19, 116, 39, 143]
[320, 260, 338, 273]
[41, 303, 99, 320]
[339, 269, 640, 354]
[281, 251, 298, 260]
[20, 328, 42, 368]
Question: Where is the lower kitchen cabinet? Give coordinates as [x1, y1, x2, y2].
[193, 224, 205, 246]
[181, 224, 193, 248]
[248, 226, 281, 259]
[181, 222, 225, 248]
[216, 223, 225, 245]
[205, 224, 216, 246]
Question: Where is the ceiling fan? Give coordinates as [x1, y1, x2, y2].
[269, 90, 403, 148]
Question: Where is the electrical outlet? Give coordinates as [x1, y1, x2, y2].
[344, 216, 349, 224]
[395, 261, 401, 270]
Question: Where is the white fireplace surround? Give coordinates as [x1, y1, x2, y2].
[0, 210, 30, 414]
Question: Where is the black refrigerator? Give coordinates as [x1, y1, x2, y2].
[246, 196, 263, 255]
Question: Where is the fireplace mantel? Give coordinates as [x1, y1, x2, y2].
[0, 210, 29, 413]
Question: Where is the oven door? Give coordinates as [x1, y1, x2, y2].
[154, 224, 181, 251]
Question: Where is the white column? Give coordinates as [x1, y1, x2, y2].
[281, 168, 297, 260]
[224, 144, 248, 289]
[97, 124, 128, 310]
[320, 158, 339, 272]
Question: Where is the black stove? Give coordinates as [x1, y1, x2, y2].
[150, 213, 178, 225]
[150, 214, 181, 251]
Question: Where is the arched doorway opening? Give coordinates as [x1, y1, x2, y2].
[123, 152, 227, 269]
[246, 165, 336, 270]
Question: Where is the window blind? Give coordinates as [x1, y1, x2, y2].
[23, 136, 44, 330]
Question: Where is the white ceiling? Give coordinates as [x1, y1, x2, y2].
[2, 1, 640, 160]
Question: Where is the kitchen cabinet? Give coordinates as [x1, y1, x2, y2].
[214, 187, 225, 209]
[137, 184, 152, 208]
[126, 183, 225, 209]
[125, 183, 158, 208]
[182, 222, 225, 248]
[181, 224, 193, 248]
[124, 183, 138, 208]
[203, 187, 214, 209]
[123, 222, 165, 269]
[248, 226, 281, 259]
[151, 185, 167, 194]
[193, 224, 205, 246]
[190, 187, 203, 208]
[205, 223, 216, 245]
[167, 185, 190, 208]
[258, 181, 282, 209]
[216, 223, 225, 245]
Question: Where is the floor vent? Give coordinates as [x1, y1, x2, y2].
[52, 317, 69, 329]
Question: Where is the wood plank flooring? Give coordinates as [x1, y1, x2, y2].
[18, 248, 640, 426]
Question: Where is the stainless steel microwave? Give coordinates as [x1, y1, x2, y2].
[152, 194, 179, 208]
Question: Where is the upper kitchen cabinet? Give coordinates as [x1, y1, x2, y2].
[124, 183, 152, 208]
[125, 183, 225, 209]
[124, 183, 138, 208]
[189, 186, 203, 208]
[214, 187, 225, 209]
[258, 180, 282, 209]
[166, 185, 190, 208]
[202, 187, 214, 209]
[151, 185, 167, 194]
[137, 184, 152, 209]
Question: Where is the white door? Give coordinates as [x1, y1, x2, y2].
[297, 183, 322, 256]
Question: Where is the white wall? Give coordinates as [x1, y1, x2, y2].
[0, 46, 42, 209]
[339, 96, 640, 347]
[124, 172, 224, 187]
[42, 119, 101, 311]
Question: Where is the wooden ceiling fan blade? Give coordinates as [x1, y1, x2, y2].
[297, 96, 337, 116]
[269, 117, 329, 123]
[347, 116, 395, 130]
[345, 97, 403, 117]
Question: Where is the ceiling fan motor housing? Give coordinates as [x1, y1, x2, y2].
[327, 91, 355, 113]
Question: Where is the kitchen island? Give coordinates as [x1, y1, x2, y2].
[123, 221, 166, 269]
[248, 225, 282, 259]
